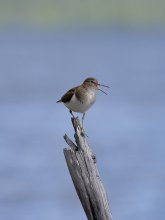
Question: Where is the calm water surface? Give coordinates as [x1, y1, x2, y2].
[0, 28, 165, 220]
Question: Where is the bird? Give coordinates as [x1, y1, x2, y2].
[57, 77, 109, 127]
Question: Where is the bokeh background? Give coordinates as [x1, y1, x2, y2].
[0, 1, 165, 219]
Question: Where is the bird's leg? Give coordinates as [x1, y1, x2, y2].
[81, 113, 88, 137]
[69, 110, 75, 118]
[82, 112, 85, 128]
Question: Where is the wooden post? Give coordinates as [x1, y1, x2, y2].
[63, 117, 113, 220]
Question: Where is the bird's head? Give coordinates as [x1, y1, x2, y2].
[83, 77, 109, 94]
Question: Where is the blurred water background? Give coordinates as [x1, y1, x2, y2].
[0, 1, 165, 220]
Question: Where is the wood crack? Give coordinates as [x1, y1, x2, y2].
[63, 117, 113, 220]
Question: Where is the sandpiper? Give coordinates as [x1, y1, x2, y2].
[57, 77, 109, 126]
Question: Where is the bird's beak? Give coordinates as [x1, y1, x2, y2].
[98, 88, 108, 95]
[97, 83, 109, 95]
[97, 83, 109, 88]
[92, 81, 109, 95]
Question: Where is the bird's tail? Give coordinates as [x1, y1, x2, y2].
[56, 100, 62, 103]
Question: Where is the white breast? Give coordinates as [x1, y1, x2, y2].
[64, 89, 96, 113]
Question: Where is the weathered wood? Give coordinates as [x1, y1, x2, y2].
[63, 117, 113, 220]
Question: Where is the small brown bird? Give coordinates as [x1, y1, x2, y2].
[57, 77, 109, 126]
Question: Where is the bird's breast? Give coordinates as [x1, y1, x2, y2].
[85, 89, 96, 105]
[64, 89, 96, 113]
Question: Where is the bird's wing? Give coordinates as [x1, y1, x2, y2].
[58, 86, 78, 103]
[75, 86, 86, 103]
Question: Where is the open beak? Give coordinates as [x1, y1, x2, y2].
[92, 81, 109, 95]
[98, 88, 108, 95]
[97, 83, 109, 88]
[97, 83, 109, 95]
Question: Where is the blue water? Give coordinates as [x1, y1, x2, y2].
[0, 28, 165, 220]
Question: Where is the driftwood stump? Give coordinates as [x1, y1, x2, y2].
[63, 117, 113, 220]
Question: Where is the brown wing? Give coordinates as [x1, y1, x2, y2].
[75, 86, 86, 103]
[58, 86, 78, 103]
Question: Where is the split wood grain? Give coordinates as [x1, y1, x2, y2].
[63, 117, 113, 220]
